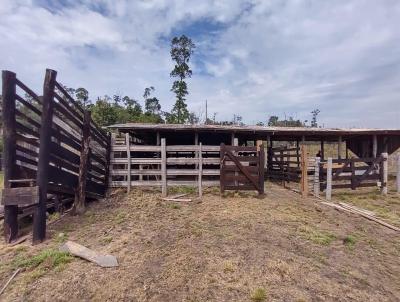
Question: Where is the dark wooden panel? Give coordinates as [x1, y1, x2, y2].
[2, 186, 39, 206]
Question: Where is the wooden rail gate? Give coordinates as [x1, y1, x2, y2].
[320, 154, 388, 198]
[220, 143, 265, 195]
[1, 69, 111, 243]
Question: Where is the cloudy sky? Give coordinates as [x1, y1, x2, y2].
[1, 0, 400, 128]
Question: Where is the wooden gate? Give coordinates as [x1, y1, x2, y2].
[220, 143, 265, 194]
[321, 154, 388, 192]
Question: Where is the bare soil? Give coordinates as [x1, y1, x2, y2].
[0, 183, 399, 302]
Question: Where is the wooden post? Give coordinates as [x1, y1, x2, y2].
[73, 110, 91, 215]
[296, 140, 300, 167]
[233, 138, 238, 188]
[156, 132, 160, 146]
[320, 140, 325, 160]
[258, 143, 265, 195]
[314, 157, 320, 197]
[33, 69, 57, 244]
[220, 143, 225, 194]
[198, 143, 203, 197]
[381, 153, 388, 195]
[372, 135, 378, 158]
[231, 133, 235, 146]
[126, 133, 131, 194]
[326, 157, 332, 200]
[161, 138, 167, 197]
[396, 155, 400, 193]
[104, 132, 112, 196]
[300, 145, 308, 197]
[2, 70, 18, 243]
[338, 136, 342, 159]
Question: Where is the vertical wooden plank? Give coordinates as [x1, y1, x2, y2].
[233, 138, 238, 188]
[259, 144, 265, 195]
[320, 140, 325, 160]
[381, 152, 388, 195]
[326, 157, 332, 201]
[296, 140, 300, 167]
[396, 154, 400, 193]
[33, 69, 57, 244]
[220, 143, 225, 194]
[161, 138, 167, 197]
[300, 145, 309, 197]
[372, 135, 378, 158]
[198, 143, 203, 197]
[231, 133, 235, 146]
[338, 136, 342, 159]
[314, 157, 320, 197]
[73, 110, 91, 214]
[104, 132, 112, 197]
[2, 70, 18, 243]
[126, 132, 131, 194]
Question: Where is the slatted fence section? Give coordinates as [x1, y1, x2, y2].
[1, 69, 110, 243]
[110, 136, 220, 195]
[267, 145, 301, 183]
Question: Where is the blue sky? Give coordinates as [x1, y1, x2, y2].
[1, 0, 400, 128]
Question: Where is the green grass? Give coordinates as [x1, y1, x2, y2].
[299, 226, 336, 245]
[343, 235, 357, 249]
[168, 203, 181, 210]
[168, 186, 196, 194]
[251, 288, 267, 302]
[12, 249, 73, 270]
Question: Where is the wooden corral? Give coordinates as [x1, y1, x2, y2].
[1, 69, 110, 243]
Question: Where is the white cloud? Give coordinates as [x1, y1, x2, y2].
[0, 0, 399, 127]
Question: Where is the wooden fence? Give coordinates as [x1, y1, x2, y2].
[220, 143, 265, 194]
[110, 135, 220, 196]
[267, 145, 301, 183]
[1, 69, 110, 243]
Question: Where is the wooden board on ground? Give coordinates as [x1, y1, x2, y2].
[60, 241, 118, 268]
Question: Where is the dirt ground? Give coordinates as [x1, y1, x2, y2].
[0, 182, 399, 302]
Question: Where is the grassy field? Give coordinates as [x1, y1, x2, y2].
[0, 183, 399, 301]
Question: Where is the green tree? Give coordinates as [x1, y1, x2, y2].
[91, 95, 117, 126]
[168, 35, 195, 124]
[142, 87, 163, 123]
[311, 109, 320, 127]
[75, 87, 90, 108]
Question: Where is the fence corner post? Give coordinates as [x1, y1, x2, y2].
[33, 69, 57, 244]
[104, 132, 112, 197]
[73, 110, 91, 214]
[161, 138, 167, 197]
[381, 152, 388, 195]
[326, 157, 332, 201]
[2, 70, 18, 243]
